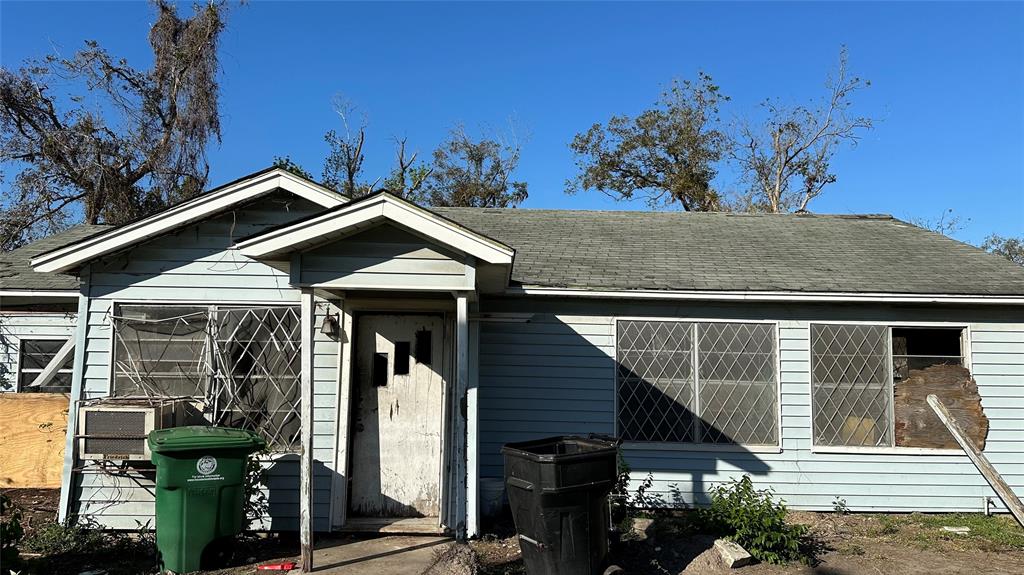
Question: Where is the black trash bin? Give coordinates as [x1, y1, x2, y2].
[501, 436, 618, 575]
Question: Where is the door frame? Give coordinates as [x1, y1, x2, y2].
[330, 297, 455, 530]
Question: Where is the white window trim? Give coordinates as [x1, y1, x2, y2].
[15, 336, 73, 392]
[613, 316, 783, 451]
[807, 320, 973, 456]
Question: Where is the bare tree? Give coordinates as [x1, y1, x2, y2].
[567, 73, 729, 210]
[382, 137, 433, 202]
[426, 125, 528, 208]
[909, 208, 970, 237]
[0, 1, 225, 250]
[321, 97, 377, 198]
[731, 47, 873, 213]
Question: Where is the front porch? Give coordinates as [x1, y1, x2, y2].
[237, 192, 516, 569]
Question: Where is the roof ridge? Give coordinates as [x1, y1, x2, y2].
[432, 206, 894, 219]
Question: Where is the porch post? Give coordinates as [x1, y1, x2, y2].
[455, 292, 470, 540]
[467, 306, 480, 538]
[299, 288, 315, 572]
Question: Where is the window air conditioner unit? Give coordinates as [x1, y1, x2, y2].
[78, 398, 188, 461]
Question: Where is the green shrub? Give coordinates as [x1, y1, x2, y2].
[1, 493, 24, 566]
[696, 475, 809, 564]
[23, 518, 107, 556]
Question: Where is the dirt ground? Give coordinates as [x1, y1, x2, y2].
[471, 511, 1024, 575]
[6, 489, 1024, 575]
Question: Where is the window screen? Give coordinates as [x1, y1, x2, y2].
[616, 320, 778, 445]
[18, 339, 73, 393]
[810, 324, 891, 447]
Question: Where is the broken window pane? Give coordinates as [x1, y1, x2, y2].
[18, 339, 73, 393]
[112, 306, 210, 398]
[211, 306, 302, 451]
[112, 305, 303, 451]
[891, 327, 987, 449]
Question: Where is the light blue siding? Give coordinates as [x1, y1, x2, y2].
[476, 298, 1024, 513]
[0, 312, 77, 392]
[297, 224, 472, 290]
[69, 194, 339, 531]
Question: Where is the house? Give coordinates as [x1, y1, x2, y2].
[1, 225, 109, 393]
[9, 167, 1024, 543]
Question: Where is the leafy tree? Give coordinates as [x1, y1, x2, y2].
[272, 156, 314, 180]
[983, 234, 1024, 266]
[425, 126, 528, 208]
[0, 1, 226, 251]
[732, 47, 873, 212]
[567, 72, 729, 211]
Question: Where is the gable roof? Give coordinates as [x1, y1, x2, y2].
[431, 208, 1024, 297]
[235, 191, 515, 265]
[31, 167, 347, 273]
[1, 224, 112, 293]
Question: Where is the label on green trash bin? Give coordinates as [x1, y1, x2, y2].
[187, 455, 224, 482]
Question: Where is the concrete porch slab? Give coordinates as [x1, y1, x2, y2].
[313, 535, 451, 574]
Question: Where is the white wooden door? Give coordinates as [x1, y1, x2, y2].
[350, 314, 445, 518]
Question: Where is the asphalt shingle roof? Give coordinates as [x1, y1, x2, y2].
[7, 209, 1024, 297]
[432, 209, 1024, 296]
[0, 225, 111, 291]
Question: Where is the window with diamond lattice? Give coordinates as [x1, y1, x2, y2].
[616, 320, 778, 445]
[112, 305, 302, 451]
[810, 324, 891, 447]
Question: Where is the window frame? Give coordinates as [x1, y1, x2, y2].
[15, 336, 74, 393]
[106, 300, 304, 452]
[613, 316, 783, 453]
[807, 320, 972, 456]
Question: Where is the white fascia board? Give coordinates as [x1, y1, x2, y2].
[31, 169, 347, 274]
[507, 286, 1024, 305]
[238, 194, 515, 265]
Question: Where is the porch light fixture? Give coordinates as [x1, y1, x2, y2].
[320, 314, 340, 338]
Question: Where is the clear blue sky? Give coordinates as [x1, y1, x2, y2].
[2, 1, 1022, 245]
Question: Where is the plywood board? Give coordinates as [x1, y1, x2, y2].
[0, 394, 69, 488]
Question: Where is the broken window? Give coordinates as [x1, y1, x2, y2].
[810, 324, 988, 449]
[111, 304, 302, 451]
[616, 320, 779, 445]
[18, 339, 73, 393]
[112, 306, 210, 398]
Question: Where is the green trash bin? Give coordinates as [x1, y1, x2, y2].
[148, 426, 266, 574]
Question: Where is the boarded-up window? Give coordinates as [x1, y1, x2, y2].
[18, 339, 73, 393]
[617, 320, 778, 445]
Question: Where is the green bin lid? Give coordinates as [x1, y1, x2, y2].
[148, 426, 266, 453]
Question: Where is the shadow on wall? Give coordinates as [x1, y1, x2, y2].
[478, 315, 772, 513]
